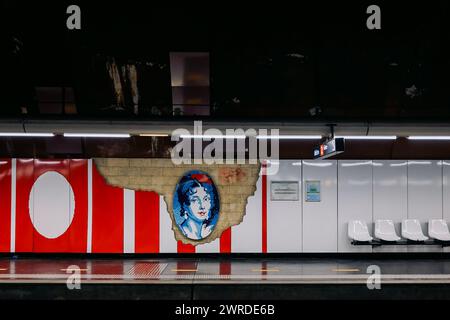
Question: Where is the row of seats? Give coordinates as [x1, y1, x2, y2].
[348, 219, 450, 242]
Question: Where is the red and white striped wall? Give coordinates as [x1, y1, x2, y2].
[0, 158, 285, 254]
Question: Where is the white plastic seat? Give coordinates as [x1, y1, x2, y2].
[374, 220, 401, 241]
[401, 219, 428, 241]
[348, 220, 373, 242]
[428, 219, 450, 241]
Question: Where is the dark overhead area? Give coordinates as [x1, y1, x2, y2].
[1, 1, 450, 121]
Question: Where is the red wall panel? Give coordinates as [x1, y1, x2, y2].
[14, 159, 89, 253]
[177, 241, 195, 253]
[68, 159, 88, 253]
[0, 159, 11, 252]
[15, 159, 34, 252]
[220, 227, 232, 253]
[92, 164, 124, 253]
[135, 191, 159, 253]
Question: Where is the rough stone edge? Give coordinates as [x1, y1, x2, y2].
[93, 158, 262, 246]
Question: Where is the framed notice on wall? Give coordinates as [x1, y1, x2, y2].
[270, 181, 299, 201]
[305, 180, 321, 202]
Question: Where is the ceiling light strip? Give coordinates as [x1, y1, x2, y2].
[336, 136, 397, 140]
[63, 133, 131, 138]
[408, 136, 450, 140]
[179, 134, 247, 139]
[0, 133, 55, 137]
[138, 133, 169, 137]
[256, 135, 322, 139]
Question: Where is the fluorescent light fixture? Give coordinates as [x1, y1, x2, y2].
[390, 162, 408, 167]
[341, 161, 373, 167]
[138, 133, 169, 137]
[257, 135, 322, 139]
[408, 136, 450, 140]
[336, 135, 397, 140]
[372, 162, 384, 167]
[0, 132, 54, 137]
[408, 161, 432, 165]
[179, 134, 246, 139]
[177, 134, 322, 140]
[302, 161, 333, 167]
[63, 133, 130, 138]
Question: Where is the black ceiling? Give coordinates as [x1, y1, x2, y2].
[2, 0, 450, 121]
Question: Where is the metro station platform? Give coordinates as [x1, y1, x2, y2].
[1, 256, 450, 300]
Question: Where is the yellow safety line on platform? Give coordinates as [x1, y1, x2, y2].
[171, 269, 197, 272]
[332, 268, 361, 272]
[60, 268, 88, 272]
[251, 268, 280, 272]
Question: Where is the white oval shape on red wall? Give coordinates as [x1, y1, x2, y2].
[29, 171, 75, 239]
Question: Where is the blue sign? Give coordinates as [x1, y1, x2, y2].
[305, 180, 321, 202]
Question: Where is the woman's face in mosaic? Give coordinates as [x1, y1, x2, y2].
[186, 186, 211, 222]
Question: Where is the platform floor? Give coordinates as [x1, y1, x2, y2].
[3, 257, 450, 283]
[2, 257, 450, 299]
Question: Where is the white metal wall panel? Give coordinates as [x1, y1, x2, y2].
[442, 161, 450, 222]
[302, 160, 337, 252]
[232, 173, 263, 252]
[372, 160, 407, 252]
[407, 160, 443, 252]
[443, 161, 450, 253]
[338, 160, 373, 252]
[10, 159, 16, 252]
[196, 237, 220, 253]
[408, 160, 443, 221]
[266, 160, 302, 253]
[159, 196, 178, 253]
[123, 189, 135, 253]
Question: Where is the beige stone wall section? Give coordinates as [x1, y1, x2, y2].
[94, 158, 261, 245]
